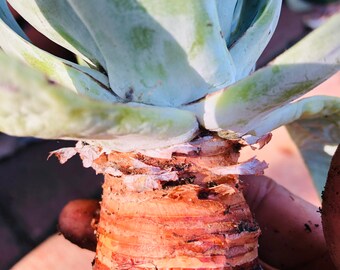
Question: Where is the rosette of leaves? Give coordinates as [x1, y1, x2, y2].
[0, 0, 339, 269]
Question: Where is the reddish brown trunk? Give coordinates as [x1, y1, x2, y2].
[92, 138, 261, 269]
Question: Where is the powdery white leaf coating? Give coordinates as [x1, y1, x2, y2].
[273, 13, 340, 65]
[285, 96, 340, 195]
[229, 0, 282, 80]
[8, 0, 106, 67]
[184, 64, 339, 136]
[242, 96, 340, 144]
[1, 0, 339, 158]
[184, 13, 340, 140]
[68, 0, 236, 106]
[0, 53, 198, 151]
[0, 18, 117, 102]
[215, 0, 237, 43]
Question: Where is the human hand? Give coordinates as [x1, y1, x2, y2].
[59, 147, 340, 270]
[241, 175, 335, 270]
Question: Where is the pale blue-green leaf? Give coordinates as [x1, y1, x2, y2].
[273, 13, 340, 65]
[68, 0, 236, 106]
[285, 97, 340, 196]
[8, 0, 105, 68]
[242, 95, 340, 141]
[229, 0, 243, 41]
[271, 14, 340, 195]
[228, 0, 263, 46]
[0, 53, 198, 152]
[0, 19, 117, 102]
[215, 0, 237, 43]
[185, 12, 340, 135]
[183, 63, 339, 134]
[229, 0, 282, 80]
[285, 0, 313, 12]
[0, 0, 27, 39]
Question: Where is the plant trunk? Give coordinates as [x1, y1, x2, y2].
[92, 137, 261, 270]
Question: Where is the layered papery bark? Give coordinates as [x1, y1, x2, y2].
[89, 137, 261, 270]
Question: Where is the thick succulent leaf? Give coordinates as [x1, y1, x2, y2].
[184, 13, 340, 136]
[228, 0, 243, 41]
[272, 14, 340, 195]
[228, 0, 263, 46]
[273, 13, 340, 65]
[0, 19, 118, 102]
[242, 95, 340, 141]
[0, 0, 27, 39]
[8, 0, 105, 68]
[285, 97, 340, 195]
[229, 0, 282, 80]
[215, 0, 237, 43]
[0, 53, 198, 152]
[184, 63, 339, 134]
[285, 0, 313, 12]
[68, 0, 236, 106]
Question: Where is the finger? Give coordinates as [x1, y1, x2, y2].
[241, 175, 335, 270]
[322, 145, 340, 268]
[58, 199, 99, 251]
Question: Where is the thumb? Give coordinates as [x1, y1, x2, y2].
[241, 175, 335, 269]
[58, 199, 99, 251]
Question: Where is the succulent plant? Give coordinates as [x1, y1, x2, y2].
[0, 0, 339, 269]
